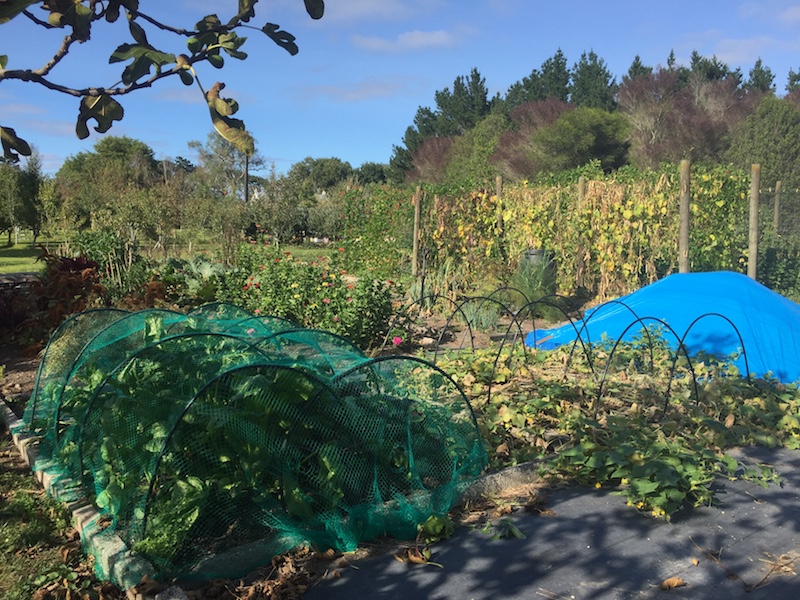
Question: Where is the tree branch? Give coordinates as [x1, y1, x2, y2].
[1, 65, 181, 97]
[135, 10, 197, 37]
[35, 33, 77, 76]
[22, 9, 53, 28]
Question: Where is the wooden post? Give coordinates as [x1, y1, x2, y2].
[748, 164, 760, 280]
[679, 160, 690, 273]
[774, 180, 782, 234]
[577, 176, 587, 287]
[411, 186, 422, 277]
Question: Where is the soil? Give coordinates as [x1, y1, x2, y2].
[0, 341, 38, 415]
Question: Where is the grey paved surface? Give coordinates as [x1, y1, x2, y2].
[305, 447, 800, 599]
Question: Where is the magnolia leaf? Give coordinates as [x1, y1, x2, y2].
[0, 0, 38, 24]
[304, 0, 324, 19]
[207, 53, 224, 68]
[262, 23, 298, 56]
[76, 95, 124, 139]
[0, 55, 7, 69]
[0, 126, 32, 162]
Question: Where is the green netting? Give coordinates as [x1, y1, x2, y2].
[17, 305, 487, 586]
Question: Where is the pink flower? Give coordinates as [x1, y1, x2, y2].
[333, 316, 339, 322]
[254, 308, 261, 315]
[323, 298, 330, 304]
[392, 336, 403, 347]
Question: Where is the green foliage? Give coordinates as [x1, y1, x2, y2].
[444, 113, 507, 186]
[503, 49, 570, 111]
[569, 50, 618, 111]
[70, 229, 153, 301]
[425, 188, 507, 296]
[437, 337, 797, 520]
[216, 242, 399, 348]
[1, 1, 325, 158]
[339, 184, 414, 278]
[532, 107, 630, 173]
[725, 95, 800, 191]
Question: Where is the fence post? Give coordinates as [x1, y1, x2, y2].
[748, 165, 760, 279]
[411, 185, 422, 277]
[679, 160, 690, 273]
[577, 176, 587, 287]
[774, 180, 782, 234]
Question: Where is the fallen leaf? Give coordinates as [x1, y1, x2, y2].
[724, 414, 735, 428]
[691, 558, 700, 566]
[660, 576, 687, 590]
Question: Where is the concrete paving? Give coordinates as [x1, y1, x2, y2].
[305, 447, 800, 600]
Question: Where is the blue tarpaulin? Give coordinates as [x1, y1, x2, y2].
[525, 271, 800, 383]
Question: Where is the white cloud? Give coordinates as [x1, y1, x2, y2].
[0, 102, 45, 116]
[26, 120, 77, 137]
[352, 29, 458, 53]
[297, 77, 412, 102]
[779, 4, 800, 22]
[324, 0, 444, 22]
[714, 35, 776, 66]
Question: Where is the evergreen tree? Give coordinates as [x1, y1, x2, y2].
[569, 50, 617, 111]
[744, 58, 776, 93]
[623, 55, 653, 82]
[503, 49, 570, 112]
[787, 68, 800, 93]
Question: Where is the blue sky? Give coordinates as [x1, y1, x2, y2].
[3, 0, 800, 174]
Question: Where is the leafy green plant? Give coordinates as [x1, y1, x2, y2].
[217, 242, 399, 349]
[436, 336, 797, 520]
[69, 229, 153, 301]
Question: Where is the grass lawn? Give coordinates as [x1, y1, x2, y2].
[0, 239, 335, 275]
[0, 244, 44, 275]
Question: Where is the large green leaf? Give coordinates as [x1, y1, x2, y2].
[104, 0, 139, 22]
[76, 95, 124, 139]
[109, 43, 176, 85]
[304, 0, 324, 19]
[42, 0, 93, 41]
[0, 0, 38, 24]
[261, 23, 298, 56]
[0, 126, 32, 162]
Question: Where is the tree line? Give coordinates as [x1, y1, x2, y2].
[387, 50, 800, 195]
[0, 132, 389, 252]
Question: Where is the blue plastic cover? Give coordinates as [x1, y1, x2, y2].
[525, 271, 800, 383]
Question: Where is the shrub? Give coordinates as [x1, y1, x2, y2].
[216, 243, 399, 349]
